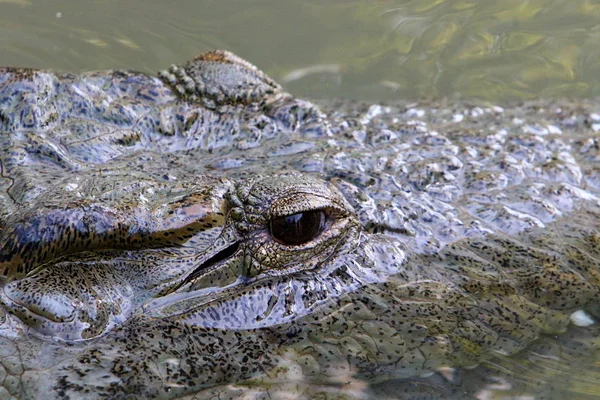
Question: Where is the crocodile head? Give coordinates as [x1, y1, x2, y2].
[0, 171, 376, 339]
[0, 51, 599, 399]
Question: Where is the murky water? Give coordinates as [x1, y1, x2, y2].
[1, 1, 599, 399]
[2, 0, 600, 102]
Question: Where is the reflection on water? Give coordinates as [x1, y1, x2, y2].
[0, 1, 599, 399]
[1, 0, 600, 102]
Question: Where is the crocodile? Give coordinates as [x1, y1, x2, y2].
[0, 50, 599, 399]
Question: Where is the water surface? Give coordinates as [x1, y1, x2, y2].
[1, 1, 599, 399]
[1, 0, 600, 102]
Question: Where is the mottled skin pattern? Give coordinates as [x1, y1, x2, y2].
[0, 51, 599, 399]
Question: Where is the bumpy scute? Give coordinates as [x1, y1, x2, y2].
[158, 50, 282, 109]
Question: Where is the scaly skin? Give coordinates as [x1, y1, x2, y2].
[0, 51, 598, 399]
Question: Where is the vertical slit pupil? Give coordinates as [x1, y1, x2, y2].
[270, 210, 325, 246]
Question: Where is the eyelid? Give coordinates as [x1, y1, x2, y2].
[269, 193, 342, 219]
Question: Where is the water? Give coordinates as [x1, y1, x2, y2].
[1, 1, 599, 399]
[1, 0, 600, 102]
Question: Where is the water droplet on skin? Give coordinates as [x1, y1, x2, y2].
[569, 310, 595, 327]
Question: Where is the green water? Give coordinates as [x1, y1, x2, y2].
[1, 0, 599, 102]
[1, 1, 599, 398]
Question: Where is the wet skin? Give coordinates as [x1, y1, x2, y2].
[0, 51, 599, 399]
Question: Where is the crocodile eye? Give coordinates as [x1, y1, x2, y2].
[270, 211, 326, 246]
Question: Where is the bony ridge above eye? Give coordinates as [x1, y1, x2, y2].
[269, 210, 326, 246]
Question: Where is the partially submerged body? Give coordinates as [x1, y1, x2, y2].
[0, 51, 598, 399]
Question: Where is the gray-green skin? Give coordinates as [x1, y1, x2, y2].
[0, 51, 599, 399]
